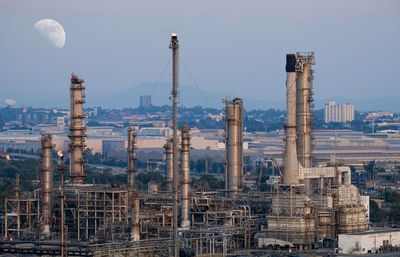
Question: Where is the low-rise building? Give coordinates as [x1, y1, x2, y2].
[339, 230, 400, 254]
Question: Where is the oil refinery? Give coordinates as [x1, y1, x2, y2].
[1, 34, 397, 257]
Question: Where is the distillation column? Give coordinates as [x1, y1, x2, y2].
[127, 127, 137, 188]
[40, 134, 53, 236]
[69, 74, 87, 184]
[225, 98, 243, 198]
[295, 52, 315, 169]
[180, 124, 191, 229]
[164, 139, 174, 192]
[127, 127, 140, 241]
[283, 54, 299, 185]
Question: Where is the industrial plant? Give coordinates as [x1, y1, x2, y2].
[1, 34, 397, 257]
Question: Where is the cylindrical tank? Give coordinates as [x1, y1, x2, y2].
[180, 124, 191, 229]
[40, 134, 53, 236]
[283, 54, 299, 185]
[69, 74, 87, 184]
[225, 98, 243, 198]
[164, 139, 173, 192]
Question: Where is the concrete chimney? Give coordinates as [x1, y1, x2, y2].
[295, 52, 314, 168]
[283, 54, 299, 185]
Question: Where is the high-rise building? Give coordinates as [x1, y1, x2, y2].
[140, 95, 152, 108]
[324, 101, 354, 123]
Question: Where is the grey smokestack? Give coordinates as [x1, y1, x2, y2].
[283, 54, 299, 185]
[164, 139, 173, 192]
[40, 133, 53, 236]
[69, 74, 87, 184]
[295, 52, 314, 168]
[180, 124, 191, 229]
[225, 98, 244, 198]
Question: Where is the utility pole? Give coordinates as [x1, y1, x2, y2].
[170, 32, 180, 257]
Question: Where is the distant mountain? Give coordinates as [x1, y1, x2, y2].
[88, 82, 285, 110]
[4, 81, 399, 112]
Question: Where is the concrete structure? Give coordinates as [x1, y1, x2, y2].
[40, 134, 53, 237]
[224, 98, 244, 198]
[138, 127, 171, 137]
[69, 74, 87, 184]
[283, 54, 299, 185]
[324, 101, 354, 123]
[102, 139, 125, 158]
[339, 230, 400, 254]
[266, 53, 367, 250]
[180, 124, 191, 229]
[295, 52, 314, 169]
[139, 95, 152, 108]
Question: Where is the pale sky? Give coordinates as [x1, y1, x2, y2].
[0, 0, 399, 109]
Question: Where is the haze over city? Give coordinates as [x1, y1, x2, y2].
[1, 0, 399, 110]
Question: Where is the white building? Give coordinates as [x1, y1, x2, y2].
[324, 101, 354, 123]
[339, 230, 400, 254]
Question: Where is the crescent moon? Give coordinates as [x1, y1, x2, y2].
[34, 19, 66, 48]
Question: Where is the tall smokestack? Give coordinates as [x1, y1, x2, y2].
[164, 139, 173, 192]
[69, 74, 86, 184]
[295, 52, 315, 168]
[169, 32, 180, 257]
[40, 134, 53, 236]
[283, 54, 299, 185]
[127, 127, 140, 241]
[225, 98, 243, 198]
[127, 127, 137, 188]
[180, 124, 191, 229]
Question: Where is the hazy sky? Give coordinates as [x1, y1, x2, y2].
[0, 0, 399, 108]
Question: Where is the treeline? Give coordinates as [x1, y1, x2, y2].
[370, 190, 400, 225]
